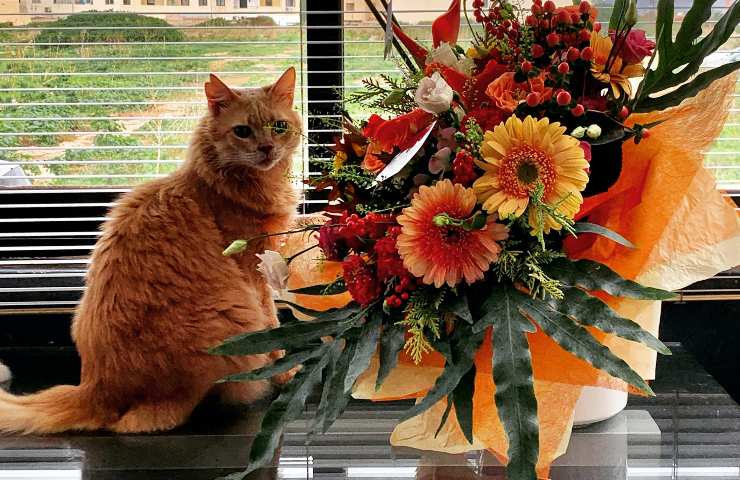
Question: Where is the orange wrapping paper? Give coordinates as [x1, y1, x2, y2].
[282, 76, 740, 477]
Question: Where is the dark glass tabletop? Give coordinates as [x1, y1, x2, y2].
[0, 343, 738, 480]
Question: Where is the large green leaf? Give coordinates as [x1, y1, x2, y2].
[376, 322, 407, 390]
[217, 348, 323, 383]
[608, 0, 629, 30]
[521, 300, 654, 395]
[211, 305, 362, 356]
[224, 347, 333, 479]
[545, 258, 676, 300]
[289, 278, 347, 295]
[486, 284, 539, 480]
[446, 292, 473, 324]
[344, 310, 383, 392]
[634, 0, 740, 112]
[554, 287, 671, 355]
[574, 222, 635, 249]
[452, 364, 476, 444]
[399, 324, 484, 422]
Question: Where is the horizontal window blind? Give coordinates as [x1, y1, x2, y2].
[0, 0, 738, 316]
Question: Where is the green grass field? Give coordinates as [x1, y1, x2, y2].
[0, 11, 737, 186]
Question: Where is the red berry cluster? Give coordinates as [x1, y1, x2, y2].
[319, 211, 417, 307]
[452, 150, 477, 186]
[385, 274, 418, 310]
[473, 0, 522, 64]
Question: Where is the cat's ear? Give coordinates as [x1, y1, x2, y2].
[267, 67, 296, 109]
[205, 74, 235, 115]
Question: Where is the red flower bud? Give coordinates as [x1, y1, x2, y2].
[593, 21, 602, 32]
[571, 12, 581, 23]
[526, 92, 541, 107]
[580, 46, 594, 61]
[579, 0, 591, 13]
[544, 0, 556, 12]
[619, 106, 630, 119]
[556, 90, 572, 106]
[579, 28, 591, 42]
[641, 128, 651, 139]
[521, 60, 533, 73]
[557, 10, 570, 24]
[567, 47, 581, 62]
[557, 61, 570, 74]
[526, 14, 538, 26]
[540, 19, 550, 29]
[546, 32, 560, 46]
[571, 104, 585, 116]
[531, 3, 542, 15]
[531, 43, 545, 58]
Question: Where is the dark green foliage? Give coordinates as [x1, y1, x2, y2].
[34, 12, 184, 45]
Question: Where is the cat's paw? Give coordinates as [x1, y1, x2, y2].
[271, 365, 301, 386]
[0, 362, 11, 383]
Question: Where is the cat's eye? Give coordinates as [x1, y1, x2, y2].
[269, 120, 290, 135]
[232, 125, 252, 138]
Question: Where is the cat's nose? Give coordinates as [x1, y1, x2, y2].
[258, 144, 274, 155]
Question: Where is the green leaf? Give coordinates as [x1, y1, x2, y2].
[574, 222, 635, 249]
[344, 310, 383, 392]
[545, 258, 676, 300]
[452, 364, 476, 444]
[400, 324, 484, 422]
[222, 239, 247, 256]
[217, 348, 322, 383]
[638, 61, 740, 112]
[520, 300, 654, 395]
[553, 287, 671, 355]
[434, 397, 454, 438]
[446, 292, 473, 324]
[238, 349, 333, 477]
[312, 339, 355, 434]
[210, 306, 362, 356]
[376, 322, 407, 390]
[608, 0, 629, 30]
[289, 278, 347, 295]
[635, 0, 740, 111]
[275, 299, 359, 320]
[486, 284, 539, 480]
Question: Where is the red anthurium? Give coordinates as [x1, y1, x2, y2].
[432, 0, 461, 47]
[363, 109, 435, 155]
[392, 22, 429, 64]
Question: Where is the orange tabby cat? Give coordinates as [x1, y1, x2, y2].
[0, 68, 301, 434]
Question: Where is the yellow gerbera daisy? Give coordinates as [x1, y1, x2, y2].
[473, 115, 589, 233]
[590, 31, 644, 98]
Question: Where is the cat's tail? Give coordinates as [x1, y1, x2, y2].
[0, 384, 105, 434]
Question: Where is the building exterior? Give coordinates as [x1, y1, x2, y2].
[13, 0, 297, 24]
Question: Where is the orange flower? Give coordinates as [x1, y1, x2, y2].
[555, 4, 598, 22]
[396, 179, 508, 288]
[485, 72, 552, 113]
[361, 152, 386, 174]
[590, 31, 644, 98]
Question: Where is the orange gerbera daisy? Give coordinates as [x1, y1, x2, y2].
[473, 116, 589, 233]
[590, 31, 644, 98]
[396, 179, 508, 288]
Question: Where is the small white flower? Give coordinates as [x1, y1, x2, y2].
[428, 147, 452, 175]
[427, 42, 474, 75]
[586, 124, 602, 139]
[256, 250, 290, 293]
[571, 126, 587, 139]
[415, 71, 454, 114]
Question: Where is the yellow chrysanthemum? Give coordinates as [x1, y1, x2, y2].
[590, 31, 644, 98]
[473, 115, 589, 233]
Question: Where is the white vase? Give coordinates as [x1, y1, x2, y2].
[572, 386, 628, 426]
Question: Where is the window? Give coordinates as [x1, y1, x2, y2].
[346, 1, 353, 11]
[262, 0, 273, 6]
[181, 0, 189, 5]
[239, 0, 248, 7]
[105, 0, 113, 4]
[123, 0, 130, 4]
[216, 0, 224, 5]
[286, 0, 294, 6]
[146, 0, 155, 5]
[199, 0, 207, 5]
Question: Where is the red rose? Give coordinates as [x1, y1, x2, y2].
[610, 29, 655, 65]
[317, 217, 347, 261]
[342, 255, 382, 306]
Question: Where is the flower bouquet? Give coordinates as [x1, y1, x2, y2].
[212, 0, 740, 478]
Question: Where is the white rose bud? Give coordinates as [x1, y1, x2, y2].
[255, 250, 290, 293]
[586, 124, 602, 139]
[571, 126, 586, 139]
[415, 71, 454, 114]
[427, 42, 458, 69]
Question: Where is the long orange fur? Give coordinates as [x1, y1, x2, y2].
[0, 68, 301, 434]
